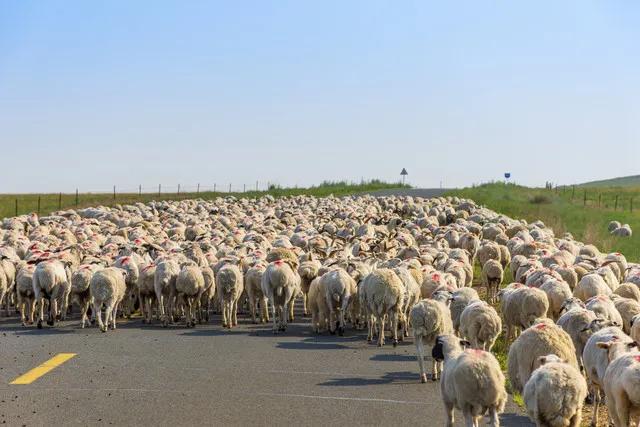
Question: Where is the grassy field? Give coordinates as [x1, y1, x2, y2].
[0, 180, 408, 220]
[447, 182, 640, 262]
[580, 174, 640, 188]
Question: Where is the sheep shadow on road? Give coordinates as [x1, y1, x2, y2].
[369, 353, 417, 362]
[318, 371, 417, 387]
[276, 341, 350, 350]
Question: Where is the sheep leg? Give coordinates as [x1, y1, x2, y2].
[391, 310, 399, 347]
[59, 290, 70, 321]
[29, 299, 36, 324]
[111, 301, 119, 330]
[487, 406, 499, 427]
[48, 298, 58, 326]
[303, 293, 308, 316]
[614, 397, 629, 427]
[231, 298, 239, 327]
[463, 412, 475, 427]
[80, 299, 90, 328]
[94, 300, 106, 332]
[288, 294, 295, 322]
[0, 290, 6, 317]
[377, 315, 385, 347]
[249, 294, 257, 324]
[444, 401, 455, 427]
[591, 388, 600, 427]
[415, 335, 427, 383]
[569, 412, 581, 427]
[367, 314, 374, 342]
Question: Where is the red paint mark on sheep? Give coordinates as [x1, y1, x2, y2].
[535, 323, 547, 330]
[634, 355, 640, 363]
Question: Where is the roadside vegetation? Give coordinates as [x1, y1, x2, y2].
[447, 182, 640, 262]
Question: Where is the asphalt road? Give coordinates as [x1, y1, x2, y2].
[0, 304, 532, 427]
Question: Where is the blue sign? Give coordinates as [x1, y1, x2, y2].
[504, 173, 511, 179]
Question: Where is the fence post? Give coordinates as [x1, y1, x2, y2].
[214, 183, 216, 192]
[615, 195, 618, 211]
[113, 185, 116, 201]
[197, 183, 200, 194]
[256, 181, 259, 191]
[37, 196, 41, 215]
[158, 184, 161, 197]
[229, 183, 231, 193]
[584, 190, 587, 206]
[58, 192, 62, 210]
[631, 198, 634, 213]
[139, 185, 142, 196]
[15, 198, 18, 216]
[598, 193, 601, 207]
[75, 189, 79, 207]
[243, 184, 246, 193]
[177, 184, 180, 196]
[571, 185, 575, 200]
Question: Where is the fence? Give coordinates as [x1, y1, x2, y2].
[553, 185, 635, 213]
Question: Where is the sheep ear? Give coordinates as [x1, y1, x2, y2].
[459, 340, 471, 348]
[538, 356, 547, 365]
[629, 342, 638, 349]
[596, 342, 612, 350]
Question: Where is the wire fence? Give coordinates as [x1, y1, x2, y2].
[554, 185, 635, 213]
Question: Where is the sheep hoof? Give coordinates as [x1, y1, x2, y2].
[338, 327, 344, 336]
[37, 320, 43, 329]
[330, 329, 336, 335]
[46, 319, 54, 326]
[585, 394, 593, 404]
[420, 374, 427, 383]
[393, 340, 398, 348]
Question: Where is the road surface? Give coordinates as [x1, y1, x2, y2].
[0, 309, 531, 426]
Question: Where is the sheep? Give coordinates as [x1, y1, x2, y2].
[70, 264, 101, 328]
[217, 263, 244, 329]
[411, 291, 453, 382]
[175, 264, 205, 327]
[113, 255, 139, 318]
[614, 282, 640, 302]
[612, 297, 640, 335]
[585, 295, 623, 327]
[90, 267, 127, 332]
[507, 319, 579, 394]
[32, 259, 72, 328]
[610, 223, 632, 237]
[500, 284, 549, 342]
[477, 241, 501, 267]
[574, 273, 612, 302]
[244, 262, 268, 323]
[297, 255, 321, 316]
[0, 262, 8, 316]
[582, 324, 631, 426]
[598, 339, 640, 427]
[540, 279, 573, 321]
[360, 268, 405, 347]
[481, 259, 503, 303]
[631, 314, 640, 344]
[308, 276, 329, 333]
[198, 265, 215, 323]
[608, 220, 622, 232]
[556, 304, 597, 371]
[15, 263, 36, 326]
[393, 266, 422, 338]
[458, 300, 502, 351]
[320, 268, 357, 335]
[431, 334, 507, 427]
[137, 263, 157, 324]
[449, 287, 479, 334]
[523, 354, 588, 427]
[261, 260, 297, 333]
[154, 258, 180, 327]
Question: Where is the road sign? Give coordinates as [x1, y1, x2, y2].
[504, 172, 511, 179]
[400, 168, 408, 184]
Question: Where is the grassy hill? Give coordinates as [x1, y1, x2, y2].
[0, 180, 408, 220]
[446, 183, 639, 262]
[580, 175, 640, 188]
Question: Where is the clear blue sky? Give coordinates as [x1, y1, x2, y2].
[1, 1, 638, 193]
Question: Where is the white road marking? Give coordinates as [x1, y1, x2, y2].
[256, 392, 427, 405]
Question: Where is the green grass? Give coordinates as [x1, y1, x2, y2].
[0, 179, 409, 220]
[447, 182, 640, 262]
[580, 174, 640, 188]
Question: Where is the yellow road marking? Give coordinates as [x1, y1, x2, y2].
[10, 353, 76, 385]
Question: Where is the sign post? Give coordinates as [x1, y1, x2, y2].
[400, 168, 408, 185]
[504, 172, 511, 183]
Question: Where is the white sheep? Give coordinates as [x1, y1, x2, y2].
[217, 263, 244, 329]
[154, 258, 180, 327]
[449, 287, 479, 335]
[15, 263, 36, 326]
[320, 268, 357, 335]
[481, 259, 503, 303]
[137, 263, 157, 324]
[70, 264, 101, 328]
[598, 339, 640, 426]
[360, 268, 405, 347]
[432, 334, 507, 427]
[523, 354, 588, 427]
[507, 319, 579, 394]
[612, 297, 640, 334]
[261, 260, 297, 333]
[90, 267, 127, 332]
[582, 324, 631, 426]
[499, 284, 549, 342]
[411, 291, 453, 382]
[556, 303, 597, 371]
[32, 259, 72, 328]
[244, 262, 268, 323]
[574, 273, 612, 302]
[540, 278, 573, 321]
[175, 264, 205, 327]
[585, 295, 623, 327]
[459, 300, 502, 351]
